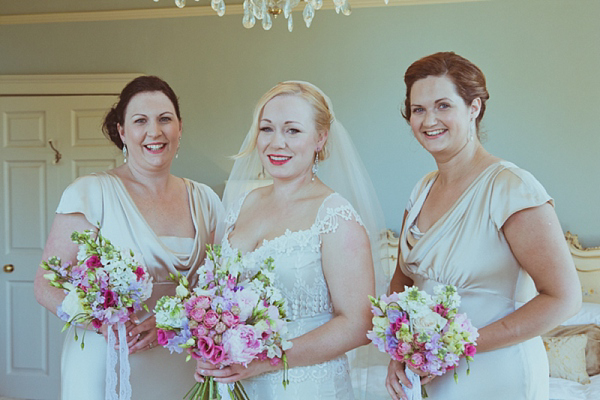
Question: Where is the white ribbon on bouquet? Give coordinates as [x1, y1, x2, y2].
[403, 367, 423, 400]
[105, 323, 132, 400]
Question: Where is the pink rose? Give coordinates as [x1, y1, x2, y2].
[85, 255, 102, 269]
[197, 336, 215, 361]
[395, 342, 412, 357]
[190, 307, 206, 322]
[203, 310, 219, 329]
[464, 344, 477, 358]
[157, 329, 174, 346]
[408, 352, 425, 368]
[210, 345, 226, 364]
[134, 266, 146, 281]
[193, 325, 208, 338]
[91, 318, 102, 330]
[221, 310, 239, 328]
[197, 296, 211, 310]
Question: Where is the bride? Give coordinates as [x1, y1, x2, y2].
[194, 81, 389, 399]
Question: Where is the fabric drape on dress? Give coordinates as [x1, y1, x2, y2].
[57, 172, 224, 400]
[398, 161, 551, 400]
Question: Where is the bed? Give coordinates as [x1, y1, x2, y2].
[377, 230, 600, 400]
[547, 232, 600, 400]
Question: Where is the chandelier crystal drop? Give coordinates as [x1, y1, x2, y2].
[158, 0, 352, 32]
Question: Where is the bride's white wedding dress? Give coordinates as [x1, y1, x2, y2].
[222, 191, 362, 399]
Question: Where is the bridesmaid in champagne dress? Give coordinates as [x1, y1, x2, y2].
[386, 53, 581, 400]
[34, 76, 224, 399]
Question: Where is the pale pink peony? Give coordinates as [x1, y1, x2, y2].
[222, 325, 262, 366]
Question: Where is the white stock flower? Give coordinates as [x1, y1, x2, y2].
[76, 245, 88, 262]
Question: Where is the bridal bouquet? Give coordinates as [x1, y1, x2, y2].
[41, 228, 153, 399]
[154, 245, 292, 400]
[367, 285, 478, 399]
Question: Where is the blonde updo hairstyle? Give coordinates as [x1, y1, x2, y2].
[236, 81, 333, 161]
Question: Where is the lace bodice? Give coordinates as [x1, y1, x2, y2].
[223, 192, 363, 324]
[221, 192, 363, 396]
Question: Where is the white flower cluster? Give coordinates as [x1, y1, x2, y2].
[155, 296, 186, 329]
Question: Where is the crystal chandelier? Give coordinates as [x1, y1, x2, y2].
[158, 0, 352, 32]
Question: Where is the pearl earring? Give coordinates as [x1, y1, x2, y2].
[122, 144, 128, 163]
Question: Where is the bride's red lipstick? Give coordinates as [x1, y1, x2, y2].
[268, 154, 291, 166]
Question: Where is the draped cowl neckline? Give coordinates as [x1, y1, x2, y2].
[105, 172, 199, 270]
[402, 162, 503, 265]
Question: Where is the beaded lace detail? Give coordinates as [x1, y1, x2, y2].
[221, 192, 363, 390]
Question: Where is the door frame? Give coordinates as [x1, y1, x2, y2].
[0, 73, 141, 399]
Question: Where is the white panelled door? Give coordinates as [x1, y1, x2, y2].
[0, 95, 122, 399]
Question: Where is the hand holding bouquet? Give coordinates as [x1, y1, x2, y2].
[41, 228, 153, 400]
[154, 245, 292, 400]
[367, 285, 478, 399]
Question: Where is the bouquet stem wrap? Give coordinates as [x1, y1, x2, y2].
[403, 367, 423, 400]
[105, 323, 132, 400]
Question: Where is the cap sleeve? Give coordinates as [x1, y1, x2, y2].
[55, 174, 103, 226]
[315, 193, 365, 236]
[489, 166, 553, 230]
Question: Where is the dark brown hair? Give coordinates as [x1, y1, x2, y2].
[402, 52, 489, 133]
[102, 76, 181, 149]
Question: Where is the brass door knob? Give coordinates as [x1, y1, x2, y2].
[3, 264, 14, 273]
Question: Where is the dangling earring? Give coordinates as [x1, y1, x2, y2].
[175, 137, 180, 159]
[122, 144, 128, 163]
[312, 151, 319, 181]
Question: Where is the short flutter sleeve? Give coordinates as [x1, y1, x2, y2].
[315, 193, 365, 236]
[489, 166, 553, 231]
[55, 174, 104, 226]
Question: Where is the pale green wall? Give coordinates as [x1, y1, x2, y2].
[1, 0, 599, 245]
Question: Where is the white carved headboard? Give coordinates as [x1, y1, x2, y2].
[566, 232, 600, 304]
